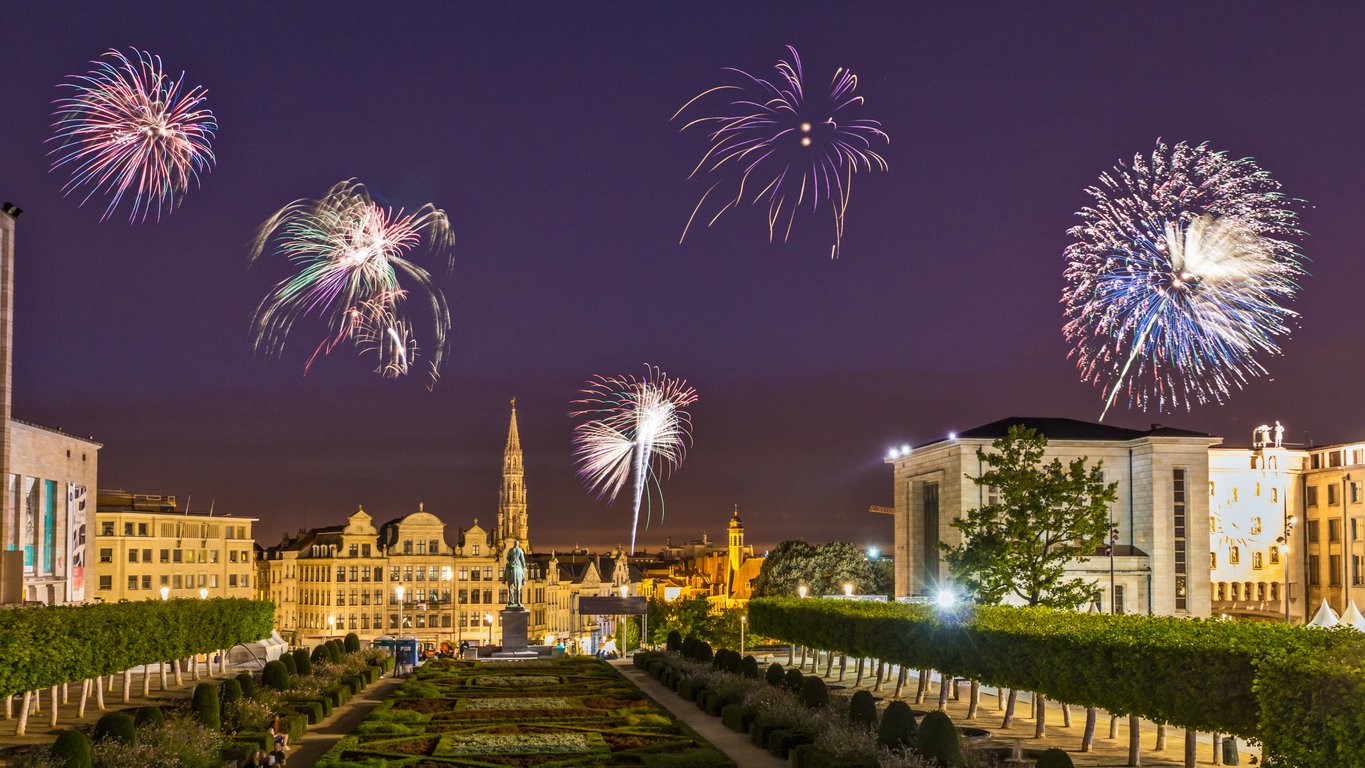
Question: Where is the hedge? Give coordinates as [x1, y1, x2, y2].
[0, 598, 274, 697]
[748, 597, 1365, 765]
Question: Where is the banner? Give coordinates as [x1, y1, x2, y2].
[68, 484, 87, 602]
[22, 477, 35, 574]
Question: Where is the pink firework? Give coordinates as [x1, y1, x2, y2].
[49, 48, 217, 223]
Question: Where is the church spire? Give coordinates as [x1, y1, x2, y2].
[498, 397, 529, 549]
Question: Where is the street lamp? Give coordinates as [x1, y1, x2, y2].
[485, 612, 493, 646]
[740, 615, 747, 658]
[199, 588, 208, 600]
[328, 615, 336, 635]
[867, 547, 879, 560]
[1280, 510, 1297, 623]
[159, 586, 169, 601]
[843, 583, 854, 597]
[797, 585, 808, 599]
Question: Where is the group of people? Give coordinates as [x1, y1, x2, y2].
[243, 748, 288, 767]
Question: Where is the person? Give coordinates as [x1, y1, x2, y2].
[459, 640, 470, 659]
[246, 751, 267, 768]
[270, 715, 289, 752]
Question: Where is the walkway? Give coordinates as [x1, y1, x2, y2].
[286, 676, 405, 768]
[613, 660, 787, 768]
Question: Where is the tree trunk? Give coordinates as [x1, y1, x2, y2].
[15, 691, 30, 736]
[952, 677, 960, 701]
[95, 676, 105, 711]
[158, 661, 167, 690]
[107, 674, 115, 693]
[825, 650, 835, 677]
[62, 682, 69, 705]
[800, 646, 807, 669]
[1212, 733, 1222, 765]
[915, 669, 929, 704]
[1156, 723, 1167, 751]
[1034, 695, 1047, 738]
[1063, 703, 1072, 727]
[854, 657, 864, 686]
[873, 660, 884, 691]
[997, 686, 1005, 710]
[78, 679, 89, 719]
[4, 694, 10, 719]
[142, 666, 151, 697]
[1002, 689, 1017, 728]
[1081, 707, 1096, 751]
[967, 680, 980, 719]
[122, 670, 132, 703]
[1110, 714, 1120, 739]
[937, 676, 950, 711]
[893, 666, 908, 699]
[1127, 715, 1141, 766]
[1185, 730, 1197, 768]
[839, 654, 847, 681]
[192, 655, 200, 681]
[49, 686, 58, 728]
[173, 659, 183, 686]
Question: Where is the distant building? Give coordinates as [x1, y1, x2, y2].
[92, 491, 256, 602]
[639, 507, 765, 607]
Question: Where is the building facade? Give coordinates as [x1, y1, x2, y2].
[92, 491, 256, 602]
[885, 417, 1218, 618]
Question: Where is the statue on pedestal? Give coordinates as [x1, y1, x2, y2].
[503, 538, 527, 609]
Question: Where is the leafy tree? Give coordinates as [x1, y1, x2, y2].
[752, 539, 884, 597]
[648, 595, 714, 645]
[942, 425, 1117, 608]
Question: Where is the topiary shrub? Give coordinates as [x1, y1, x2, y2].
[697, 642, 713, 663]
[783, 668, 804, 694]
[666, 630, 682, 653]
[742, 655, 759, 679]
[850, 690, 878, 729]
[765, 663, 785, 686]
[877, 700, 918, 751]
[237, 671, 257, 698]
[192, 682, 220, 729]
[293, 648, 312, 676]
[326, 640, 343, 663]
[311, 645, 329, 665]
[133, 705, 164, 728]
[280, 651, 298, 675]
[345, 632, 361, 654]
[50, 729, 92, 768]
[914, 711, 964, 767]
[799, 676, 828, 709]
[262, 659, 289, 691]
[1035, 748, 1076, 768]
[92, 712, 134, 745]
[220, 677, 243, 707]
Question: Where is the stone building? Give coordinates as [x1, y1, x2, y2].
[638, 507, 764, 607]
[92, 491, 256, 602]
[884, 416, 1218, 617]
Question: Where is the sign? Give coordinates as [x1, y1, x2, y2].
[578, 596, 648, 615]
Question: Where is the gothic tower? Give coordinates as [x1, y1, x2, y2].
[497, 398, 529, 550]
[727, 505, 744, 596]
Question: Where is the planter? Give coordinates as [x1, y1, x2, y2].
[720, 703, 751, 733]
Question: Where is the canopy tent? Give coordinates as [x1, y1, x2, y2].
[1341, 600, 1365, 631]
[1308, 598, 1341, 628]
[228, 630, 289, 667]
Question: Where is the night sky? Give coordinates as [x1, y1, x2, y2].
[3, 2, 1365, 553]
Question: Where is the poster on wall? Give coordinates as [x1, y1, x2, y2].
[68, 484, 86, 602]
[42, 479, 56, 576]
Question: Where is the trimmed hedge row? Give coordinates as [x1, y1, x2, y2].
[748, 597, 1365, 765]
[0, 598, 274, 697]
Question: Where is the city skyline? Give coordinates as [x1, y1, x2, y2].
[4, 3, 1365, 550]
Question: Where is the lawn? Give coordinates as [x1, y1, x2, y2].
[316, 657, 733, 767]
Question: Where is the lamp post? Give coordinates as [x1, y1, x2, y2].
[198, 588, 208, 600]
[393, 585, 406, 677]
[798, 585, 808, 599]
[159, 586, 169, 601]
[328, 615, 335, 637]
[1279, 509, 1297, 623]
[843, 583, 854, 597]
[740, 615, 746, 658]
[1344, 474, 1352, 611]
[1106, 524, 1119, 613]
[485, 613, 493, 646]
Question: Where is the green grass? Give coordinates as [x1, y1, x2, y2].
[315, 657, 733, 767]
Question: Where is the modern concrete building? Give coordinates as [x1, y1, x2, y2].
[884, 416, 1219, 617]
[91, 491, 256, 602]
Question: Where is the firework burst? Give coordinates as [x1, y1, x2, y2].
[571, 366, 698, 554]
[49, 48, 217, 223]
[1062, 140, 1306, 420]
[674, 46, 888, 258]
[249, 180, 454, 386]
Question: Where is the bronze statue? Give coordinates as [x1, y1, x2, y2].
[503, 538, 527, 609]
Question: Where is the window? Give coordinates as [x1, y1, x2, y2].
[403, 566, 413, 582]
[1114, 585, 1126, 615]
[1307, 486, 1319, 506]
[1332, 451, 1345, 468]
[483, 567, 493, 581]
[1355, 556, 1364, 586]
[1252, 551, 1263, 570]
[1309, 521, 1321, 544]
[229, 574, 238, 587]
[459, 567, 468, 581]
[98, 575, 111, 590]
[349, 566, 358, 581]
[1250, 517, 1262, 535]
[471, 568, 480, 582]
[1329, 484, 1339, 506]
[209, 575, 218, 588]
[1272, 487, 1279, 504]
[470, 590, 480, 604]
[1173, 469, 1188, 611]
[415, 567, 425, 582]
[362, 544, 371, 557]
[141, 575, 151, 590]
[429, 539, 439, 554]
[390, 566, 401, 581]
[416, 540, 426, 555]
[124, 523, 134, 536]
[403, 540, 413, 554]
[127, 575, 138, 590]
[209, 551, 219, 563]
[99, 548, 112, 563]
[173, 575, 183, 589]
[1355, 483, 1362, 504]
[160, 549, 170, 563]
[1270, 546, 1281, 565]
[1309, 555, 1321, 585]
[101, 522, 115, 536]
[349, 544, 358, 558]
[138, 523, 148, 536]
[173, 550, 182, 563]
[1330, 519, 1342, 543]
[128, 549, 139, 563]
[1330, 555, 1342, 587]
[1229, 546, 1240, 565]
[483, 589, 492, 603]
[472, 543, 480, 556]
[336, 566, 346, 582]
[1355, 518, 1362, 541]
[429, 566, 439, 581]
[1312, 453, 1322, 470]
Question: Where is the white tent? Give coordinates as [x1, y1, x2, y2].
[228, 630, 289, 667]
[1341, 600, 1365, 632]
[1308, 598, 1341, 628]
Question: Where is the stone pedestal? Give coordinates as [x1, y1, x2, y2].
[498, 608, 530, 653]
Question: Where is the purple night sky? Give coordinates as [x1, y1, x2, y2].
[3, 2, 1365, 552]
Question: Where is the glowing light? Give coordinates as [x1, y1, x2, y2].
[49, 48, 216, 222]
[900, 444, 910, 455]
[674, 46, 889, 258]
[948, 432, 957, 440]
[249, 180, 454, 387]
[620, 585, 629, 598]
[198, 588, 208, 599]
[1063, 140, 1305, 419]
[867, 547, 879, 559]
[935, 589, 956, 609]
[843, 583, 854, 597]
[571, 365, 698, 554]
[797, 585, 808, 599]
[396, 585, 405, 600]
[159, 586, 169, 601]
[1279, 544, 1289, 554]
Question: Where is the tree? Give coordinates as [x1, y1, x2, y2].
[752, 539, 884, 597]
[942, 425, 1117, 608]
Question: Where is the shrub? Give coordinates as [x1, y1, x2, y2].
[191, 682, 220, 729]
[742, 655, 760, 679]
[50, 729, 91, 768]
[766, 663, 785, 686]
[92, 712, 134, 745]
[783, 668, 804, 694]
[293, 648, 312, 676]
[220, 677, 242, 707]
[132, 705, 164, 728]
[849, 690, 877, 729]
[236, 671, 257, 698]
[326, 641, 343, 663]
[262, 660, 289, 691]
[1035, 748, 1076, 768]
[280, 652, 298, 675]
[799, 676, 828, 709]
[697, 641, 713, 663]
[311, 645, 330, 665]
[877, 700, 917, 751]
[667, 630, 682, 653]
[344, 633, 361, 654]
[914, 711, 964, 767]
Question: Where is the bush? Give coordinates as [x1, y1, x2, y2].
[877, 700, 917, 751]
[1035, 748, 1076, 768]
[262, 660, 289, 691]
[50, 729, 91, 768]
[293, 648, 313, 676]
[220, 677, 242, 707]
[133, 705, 164, 728]
[799, 676, 828, 709]
[236, 672, 257, 698]
[667, 630, 682, 653]
[92, 712, 134, 745]
[784, 668, 804, 695]
[766, 663, 785, 686]
[311, 645, 330, 665]
[697, 641, 713, 663]
[326, 641, 343, 663]
[280, 652, 298, 675]
[914, 711, 964, 767]
[344, 633, 361, 654]
[742, 655, 760, 679]
[191, 682, 220, 729]
[849, 690, 878, 729]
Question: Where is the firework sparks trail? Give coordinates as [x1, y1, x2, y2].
[571, 366, 698, 554]
[49, 48, 217, 223]
[249, 180, 453, 386]
[1062, 141, 1306, 420]
[674, 46, 888, 258]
